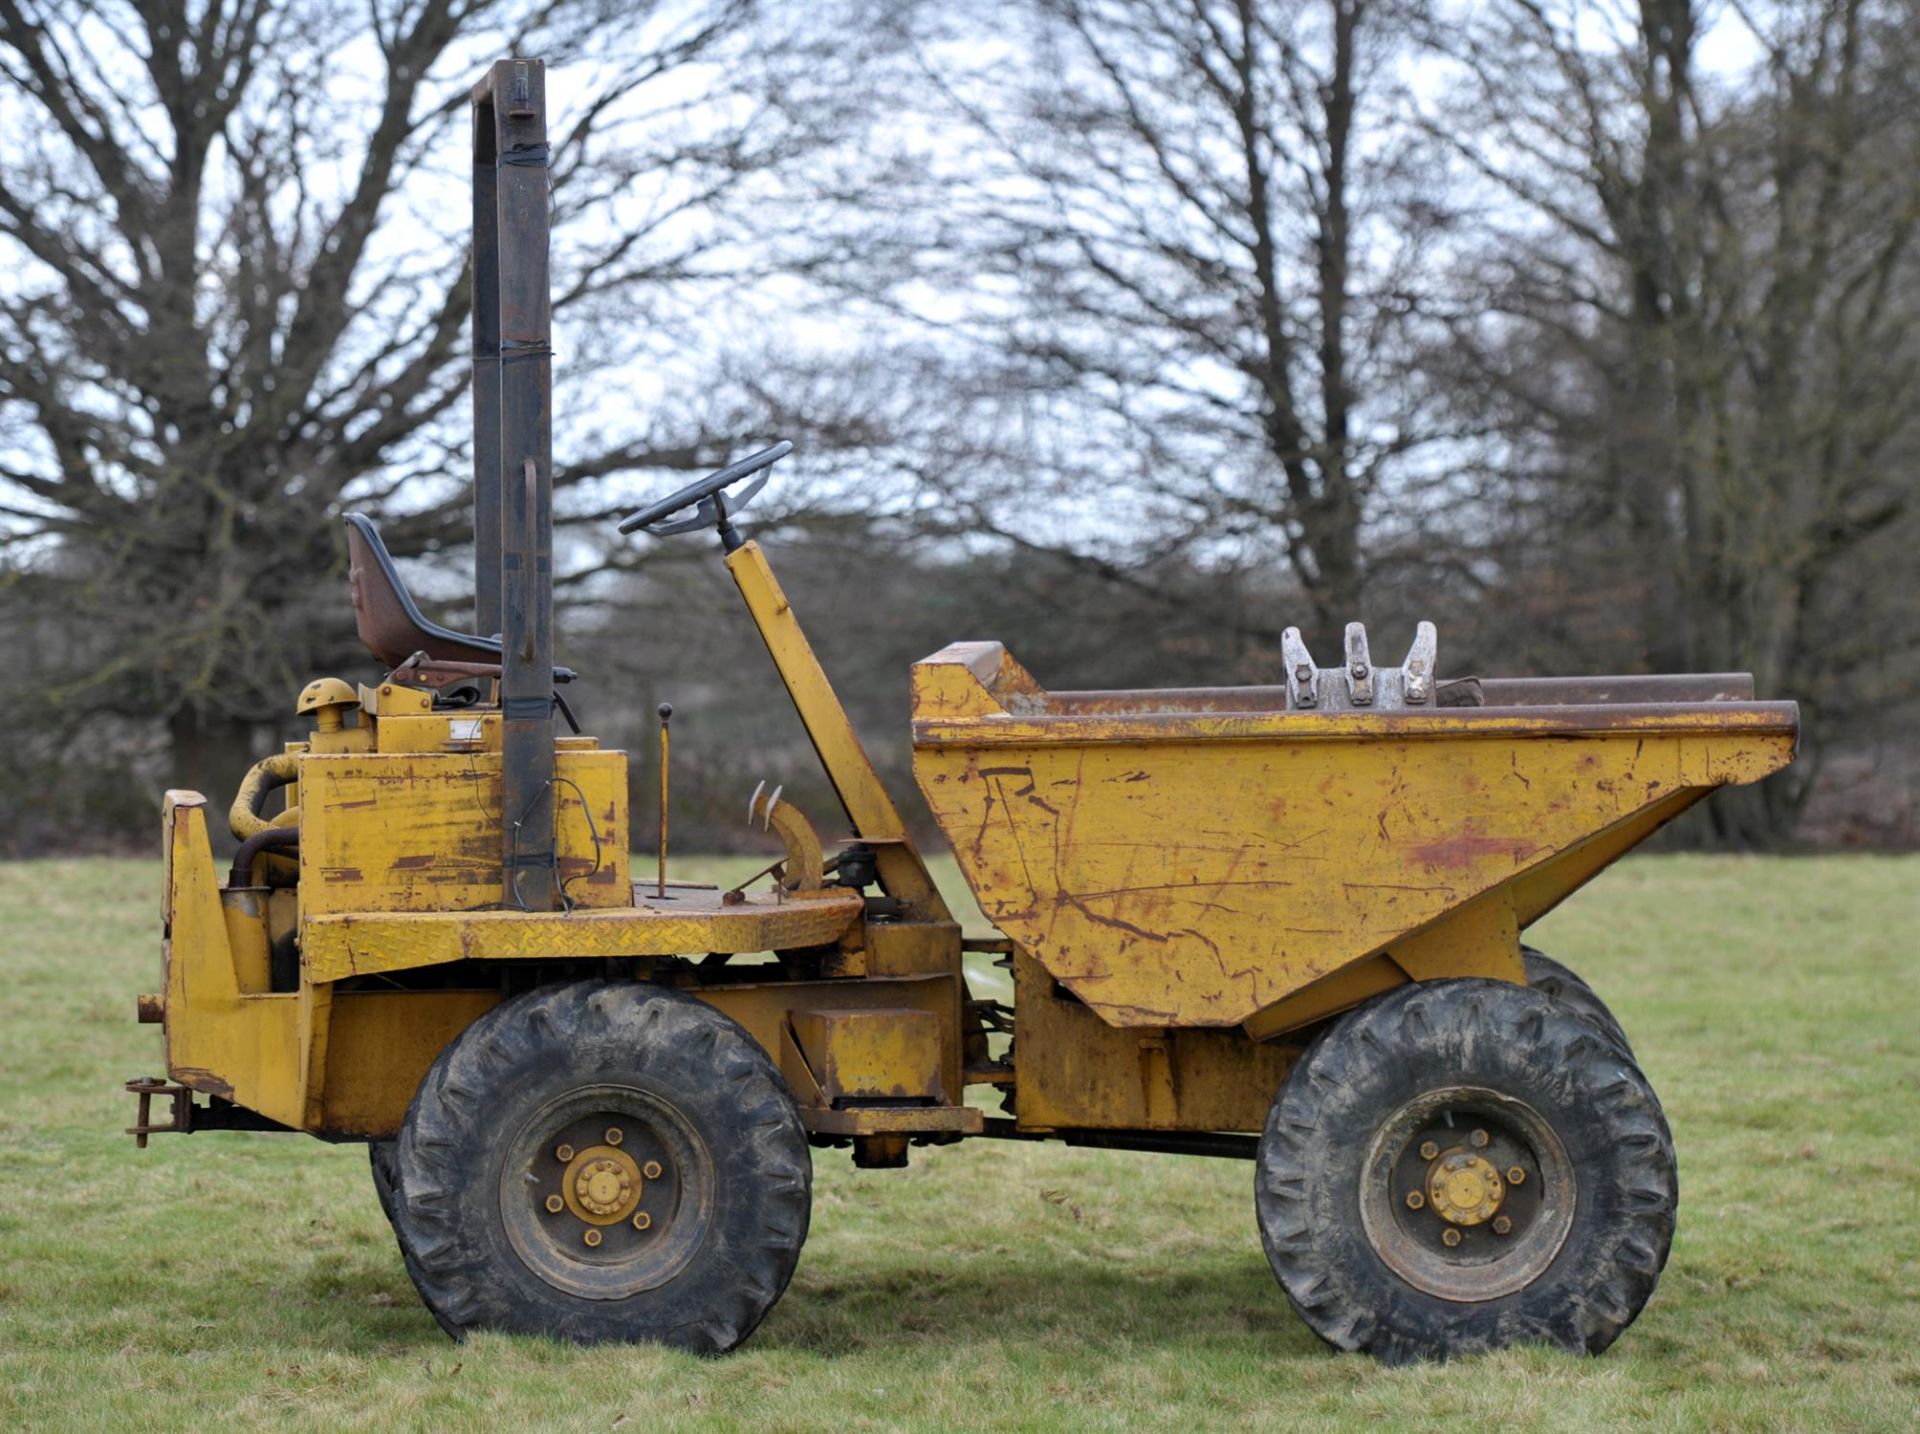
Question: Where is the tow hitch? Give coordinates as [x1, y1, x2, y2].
[124, 1077, 193, 1147]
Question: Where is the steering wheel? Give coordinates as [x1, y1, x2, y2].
[615, 440, 792, 543]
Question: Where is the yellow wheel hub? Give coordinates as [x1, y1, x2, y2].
[560, 1144, 644, 1224]
[1426, 1149, 1505, 1226]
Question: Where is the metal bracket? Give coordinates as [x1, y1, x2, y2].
[1401, 621, 1437, 704]
[747, 780, 826, 891]
[1281, 619, 1442, 711]
[124, 1077, 193, 1148]
[1281, 627, 1319, 708]
[1344, 622, 1375, 705]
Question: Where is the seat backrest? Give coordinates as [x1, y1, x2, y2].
[343, 513, 503, 671]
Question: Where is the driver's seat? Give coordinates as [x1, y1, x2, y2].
[343, 513, 527, 680]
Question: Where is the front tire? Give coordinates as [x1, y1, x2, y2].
[388, 980, 811, 1351]
[1256, 979, 1675, 1362]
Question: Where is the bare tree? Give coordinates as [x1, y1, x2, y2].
[0, 0, 878, 812]
[1426, 0, 1920, 842]
[836, 0, 1445, 641]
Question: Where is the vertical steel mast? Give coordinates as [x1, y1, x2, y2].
[472, 59, 557, 910]
[470, 74, 503, 638]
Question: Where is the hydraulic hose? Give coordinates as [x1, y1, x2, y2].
[229, 752, 301, 841]
[228, 825, 300, 889]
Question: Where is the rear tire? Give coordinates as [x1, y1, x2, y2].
[1256, 978, 1675, 1362]
[1523, 946, 1633, 1053]
[387, 980, 811, 1351]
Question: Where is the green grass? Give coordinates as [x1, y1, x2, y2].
[2, 854, 1917, 1432]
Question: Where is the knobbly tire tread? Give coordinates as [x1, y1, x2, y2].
[1522, 946, 1634, 1054]
[370, 1138, 400, 1225]
[371, 1118, 469, 1341]
[1256, 978, 1676, 1363]
[385, 980, 811, 1351]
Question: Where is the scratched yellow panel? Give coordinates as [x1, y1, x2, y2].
[298, 749, 629, 915]
[160, 794, 306, 1128]
[1008, 949, 1295, 1131]
[320, 989, 501, 1137]
[300, 888, 865, 981]
[912, 650, 1797, 1029]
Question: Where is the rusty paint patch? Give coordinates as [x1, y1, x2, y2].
[172, 1066, 237, 1100]
[1409, 833, 1542, 870]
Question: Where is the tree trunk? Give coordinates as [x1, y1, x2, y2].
[166, 707, 272, 855]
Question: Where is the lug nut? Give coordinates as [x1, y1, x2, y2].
[1442, 1228, 1462, 1247]
[1419, 1141, 1440, 1161]
[1470, 1128, 1489, 1148]
[1507, 1166, 1526, 1184]
[643, 1160, 663, 1180]
[633, 1211, 652, 1231]
[544, 1194, 564, 1214]
[606, 1127, 624, 1146]
[583, 1228, 602, 1248]
[1406, 1190, 1426, 1210]
[1493, 1215, 1513, 1235]
[555, 1143, 575, 1162]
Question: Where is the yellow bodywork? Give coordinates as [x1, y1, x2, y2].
[911, 641, 1798, 1033]
[160, 791, 498, 1133]
[301, 889, 865, 983]
[159, 780, 946, 1138]
[152, 541, 977, 1143]
[148, 539, 1798, 1151]
[297, 749, 630, 913]
[1009, 947, 1295, 1133]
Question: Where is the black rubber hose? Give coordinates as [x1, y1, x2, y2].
[229, 825, 299, 889]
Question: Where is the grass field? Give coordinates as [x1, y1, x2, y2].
[1, 854, 1917, 1432]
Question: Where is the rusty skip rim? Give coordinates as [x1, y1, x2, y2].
[911, 700, 1800, 750]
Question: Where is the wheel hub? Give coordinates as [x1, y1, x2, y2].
[500, 1088, 714, 1302]
[1427, 1150, 1505, 1226]
[565, 1145, 643, 1221]
[1360, 1087, 1576, 1303]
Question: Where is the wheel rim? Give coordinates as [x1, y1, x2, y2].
[499, 1083, 716, 1300]
[1358, 1084, 1575, 1303]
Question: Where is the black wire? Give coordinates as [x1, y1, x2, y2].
[552, 775, 602, 912]
[503, 773, 604, 914]
[506, 778, 551, 912]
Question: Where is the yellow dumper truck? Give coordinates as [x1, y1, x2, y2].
[126, 58, 1798, 1363]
